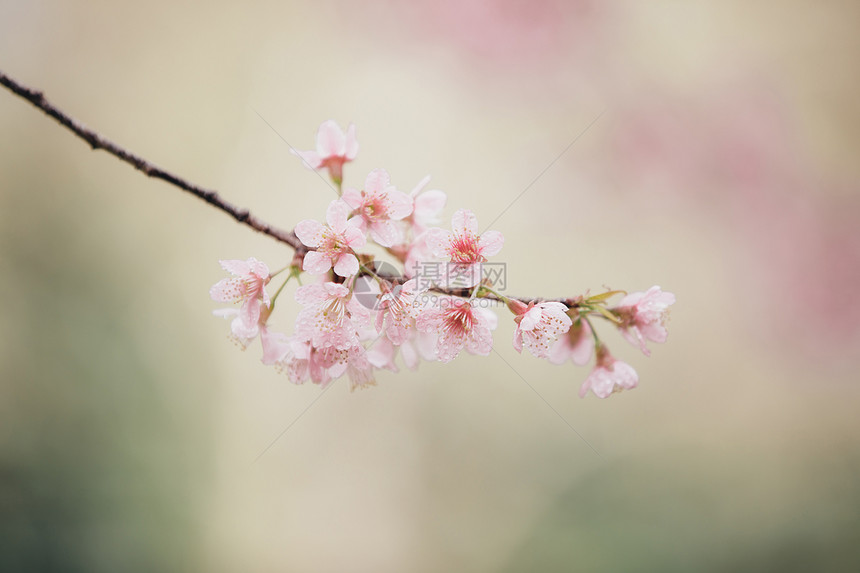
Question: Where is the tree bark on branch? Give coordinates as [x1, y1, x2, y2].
[1, 69, 581, 307]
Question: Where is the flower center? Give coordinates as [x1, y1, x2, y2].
[242, 275, 266, 298]
[320, 297, 347, 329]
[361, 193, 389, 222]
[319, 229, 345, 257]
[448, 233, 483, 263]
[442, 303, 474, 336]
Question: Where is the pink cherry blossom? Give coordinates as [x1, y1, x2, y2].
[579, 345, 639, 399]
[308, 343, 377, 390]
[260, 326, 290, 365]
[342, 169, 414, 247]
[408, 175, 447, 235]
[262, 334, 315, 385]
[613, 286, 676, 356]
[366, 337, 399, 373]
[403, 231, 436, 279]
[209, 258, 271, 337]
[278, 339, 311, 384]
[398, 330, 439, 370]
[290, 120, 358, 183]
[295, 200, 366, 277]
[416, 296, 497, 363]
[375, 278, 422, 345]
[509, 300, 572, 359]
[345, 346, 377, 391]
[549, 317, 594, 366]
[212, 307, 260, 349]
[427, 209, 504, 288]
[294, 282, 371, 351]
[270, 338, 341, 387]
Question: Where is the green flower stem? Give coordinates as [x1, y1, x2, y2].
[477, 286, 510, 303]
[268, 274, 293, 312]
[582, 314, 602, 347]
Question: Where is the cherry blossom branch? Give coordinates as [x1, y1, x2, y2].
[0, 70, 305, 252]
[0, 70, 636, 314]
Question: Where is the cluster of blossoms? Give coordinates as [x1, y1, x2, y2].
[210, 121, 676, 397]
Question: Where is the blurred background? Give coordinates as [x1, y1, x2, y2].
[2, 1, 859, 571]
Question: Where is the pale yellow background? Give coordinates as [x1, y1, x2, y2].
[2, 1, 859, 571]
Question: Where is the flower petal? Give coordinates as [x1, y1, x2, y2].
[247, 257, 269, 278]
[343, 223, 367, 248]
[295, 283, 328, 306]
[548, 338, 571, 364]
[341, 187, 363, 209]
[475, 307, 498, 330]
[315, 120, 346, 157]
[451, 209, 478, 235]
[520, 307, 543, 331]
[295, 219, 324, 248]
[612, 360, 639, 391]
[410, 175, 431, 197]
[239, 298, 262, 333]
[260, 327, 291, 365]
[369, 220, 402, 247]
[621, 326, 651, 357]
[570, 323, 595, 366]
[513, 329, 523, 353]
[333, 253, 359, 277]
[290, 149, 322, 170]
[213, 307, 239, 319]
[387, 190, 414, 220]
[478, 230, 504, 257]
[326, 199, 351, 231]
[400, 340, 419, 370]
[465, 325, 494, 356]
[219, 259, 250, 276]
[425, 228, 452, 258]
[343, 123, 359, 160]
[447, 262, 483, 288]
[413, 189, 446, 218]
[364, 168, 391, 194]
[209, 278, 242, 303]
[302, 250, 333, 275]
[415, 331, 439, 361]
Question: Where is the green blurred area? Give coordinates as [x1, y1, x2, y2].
[504, 447, 860, 572]
[0, 151, 214, 571]
[2, 1, 859, 572]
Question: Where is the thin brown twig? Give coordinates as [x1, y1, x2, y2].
[0, 69, 599, 309]
[0, 70, 305, 252]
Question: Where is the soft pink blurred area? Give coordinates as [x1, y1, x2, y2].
[2, 1, 859, 572]
[370, 0, 599, 66]
[610, 81, 860, 355]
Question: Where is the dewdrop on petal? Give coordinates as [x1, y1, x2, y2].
[204, 119, 676, 395]
[295, 200, 366, 278]
[508, 299, 572, 359]
[613, 286, 676, 356]
[342, 168, 413, 247]
[416, 296, 497, 363]
[579, 345, 639, 399]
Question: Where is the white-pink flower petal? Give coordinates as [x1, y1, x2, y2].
[511, 301, 572, 359]
[478, 230, 504, 257]
[614, 285, 676, 356]
[579, 346, 639, 398]
[295, 219, 325, 248]
[333, 253, 359, 277]
[548, 318, 594, 366]
[326, 199, 350, 231]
